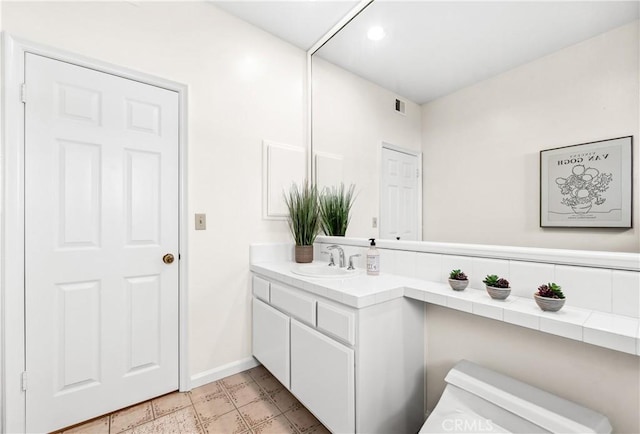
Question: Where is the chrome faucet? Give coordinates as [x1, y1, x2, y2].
[327, 245, 345, 268]
[347, 254, 361, 270]
[321, 250, 336, 266]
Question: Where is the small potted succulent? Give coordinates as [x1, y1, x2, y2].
[483, 274, 511, 300]
[535, 283, 566, 312]
[448, 269, 469, 291]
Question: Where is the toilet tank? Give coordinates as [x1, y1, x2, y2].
[444, 360, 612, 434]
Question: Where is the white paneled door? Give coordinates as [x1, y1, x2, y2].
[24, 53, 179, 433]
[380, 147, 420, 240]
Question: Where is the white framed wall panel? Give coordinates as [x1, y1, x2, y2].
[262, 140, 305, 219]
[314, 151, 344, 191]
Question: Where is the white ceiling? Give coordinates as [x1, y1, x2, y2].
[212, 1, 639, 104]
[211, 0, 360, 50]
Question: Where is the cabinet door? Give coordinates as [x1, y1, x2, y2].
[291, 319, 355, 434]
[252, 298, 290, 388]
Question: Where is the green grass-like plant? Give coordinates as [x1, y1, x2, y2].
[319, 183, 357, 236]
[284, 182, 320, 246]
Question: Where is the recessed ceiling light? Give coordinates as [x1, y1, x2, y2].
[367, 26, 386, 41]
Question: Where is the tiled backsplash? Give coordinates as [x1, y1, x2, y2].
[250, 239, 640, 319]
[313, 238, 640, 319]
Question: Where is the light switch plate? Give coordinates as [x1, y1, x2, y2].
[195, 213, 206, 230]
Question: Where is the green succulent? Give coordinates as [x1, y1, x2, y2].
[449, 269, 468, 280]
[483, 274, 510, 288]
[537, 283, 565, 299]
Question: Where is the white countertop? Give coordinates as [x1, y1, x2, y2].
[250, 261, 640, 357]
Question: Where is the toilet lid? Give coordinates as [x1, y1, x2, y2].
[419, 409, 511, 433]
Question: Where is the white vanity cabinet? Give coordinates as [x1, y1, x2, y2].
[251, 274, 425, 434]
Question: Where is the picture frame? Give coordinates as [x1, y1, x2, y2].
[540, 136, 633, 228]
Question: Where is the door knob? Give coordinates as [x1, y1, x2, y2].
[163, 253, 175, 264]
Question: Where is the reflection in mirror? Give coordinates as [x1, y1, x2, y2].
[311, 1, 639, 252]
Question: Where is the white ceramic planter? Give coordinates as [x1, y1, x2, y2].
[534, 294, 566, 312]
[448, 279, 469, 291]
[486, 285, 511, 300]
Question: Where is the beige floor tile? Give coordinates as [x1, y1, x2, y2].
[226, 381, 266, 407]
[246, 365, 271, 381]
[200, 410, 249, 434]
[304, 423, 331, 434]
[189, 381, 225, 403]
[110, 401, 154, 433]
[267, 387, 299, 413]
[237, 397, 280, 428]
[61, 415, 109, 434]
[193, 391, 236, 423]
[251, 414, 297, 434]
[253, 375, 282, 395]
[131, 407, 202, 434]
[151, 391, 192, 418]
[284, 405, 322, 433]
[220, 372, 254, 390]
[62, 367, 327, 434]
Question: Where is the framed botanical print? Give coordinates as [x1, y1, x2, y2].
[540, 136, 632, 228]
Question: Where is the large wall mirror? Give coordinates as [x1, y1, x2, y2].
[311, 1, 639, 253]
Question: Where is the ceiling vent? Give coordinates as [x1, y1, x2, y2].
[395, 98, 406, 115]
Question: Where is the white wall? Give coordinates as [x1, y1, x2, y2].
[312, 57, 422, 238]
[1, 1, 304, 379]
[425, 305, 640, 433]
[421, 21, 639, 252]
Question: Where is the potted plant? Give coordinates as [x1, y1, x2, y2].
[319, 183, 357, 236]
[534, 283, 566, 312]
[284, 182, 320, 263]
[448, 269, 469, 291]
[483, 274, 511, 300]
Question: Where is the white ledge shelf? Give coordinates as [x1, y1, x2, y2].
[250, 262, 640, 357]
[316, 236, 640, 271]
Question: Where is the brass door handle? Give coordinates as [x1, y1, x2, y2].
[163, 253, 175, 264]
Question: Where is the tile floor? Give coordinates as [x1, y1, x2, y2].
[55, 365, 330, 434]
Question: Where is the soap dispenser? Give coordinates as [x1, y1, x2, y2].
[367, 238, 380, 275]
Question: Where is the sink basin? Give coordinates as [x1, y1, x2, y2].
[291, 264, 361, 278]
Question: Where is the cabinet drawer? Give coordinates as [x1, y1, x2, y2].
[271, 283, 316, 326]
[252, 275, 270, 302]
[317, 302, 356, 345]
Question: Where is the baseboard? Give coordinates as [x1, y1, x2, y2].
[189, 357, 260, 389]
